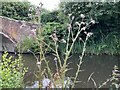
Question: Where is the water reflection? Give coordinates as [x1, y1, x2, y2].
[23, 54, 119, 88]
[0, 52, 119, 88]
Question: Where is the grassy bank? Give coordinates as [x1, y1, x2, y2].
[59, 34, 120, 55]
[20, 34, 120, 56]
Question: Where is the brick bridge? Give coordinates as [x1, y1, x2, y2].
[0, 16, 38, 52]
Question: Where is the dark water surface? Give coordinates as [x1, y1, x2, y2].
[0, 52, 119, 88]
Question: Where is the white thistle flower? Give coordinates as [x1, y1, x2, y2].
[91, 19, 95, 24]
[61, 39, 66, 43]
[42, 78, 52, 88]
[68, 14, 72, 17]
[80, 14, 85, 18]
[81, 22, 85, 25]
[81, 27, 86, 31]
[28, 13, 31, 16]
[37, 61, 41, 65]
[75, 22, 80, 26]
[54, 57, 57, 61]
[84, 31, 87, 34]
[72, 16, 75, 20]
[87, 32, 93, 37]
[79, 37, 82, 41]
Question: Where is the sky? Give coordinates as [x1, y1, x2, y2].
[27, 0, 60, 11]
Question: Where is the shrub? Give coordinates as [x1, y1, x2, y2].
[0, 52, 27, 88]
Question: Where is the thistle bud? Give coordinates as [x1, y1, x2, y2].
[39, 2, 43, 7]
[28, 14, 32, 19]
[79, 37, 82, 41]
[29, 6, 33, 12]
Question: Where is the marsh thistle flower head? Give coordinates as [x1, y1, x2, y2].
[81, 27, 86, 31]
[90, 19, 95, 24]
[80, 14, 85, 18]
[87, 32, 93, 37]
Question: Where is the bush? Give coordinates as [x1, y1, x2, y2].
[20, 37, 38, 53]
[0, 52, 27, 88]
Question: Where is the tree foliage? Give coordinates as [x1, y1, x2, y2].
[59, 2, 120, 42]
[1, 2, 32, 21]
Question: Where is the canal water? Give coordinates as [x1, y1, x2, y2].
[0, 52, 119, 88]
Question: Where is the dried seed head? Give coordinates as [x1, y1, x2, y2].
[54, 72, 60, 80]
[51, 33, 58, 42]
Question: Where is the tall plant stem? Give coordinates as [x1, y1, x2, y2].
[63, 27, 82, 69]
[72, 36, 88, 88]
[55, 42, 62, 68]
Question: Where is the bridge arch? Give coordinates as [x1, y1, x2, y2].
[0, 32, 17, 52]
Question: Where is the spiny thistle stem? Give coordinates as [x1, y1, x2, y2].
[55, 42, 62, 68]
[63, 24, 82, 69]
[72, 35, 89, 88]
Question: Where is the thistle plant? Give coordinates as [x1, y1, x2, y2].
[110, 65, 120, 89]
[87, 65, 120, 89]
[26, 2, 96, 88]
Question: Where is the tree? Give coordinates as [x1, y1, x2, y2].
[59, 1, 120, 42]
[1, 2, 32, 21]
